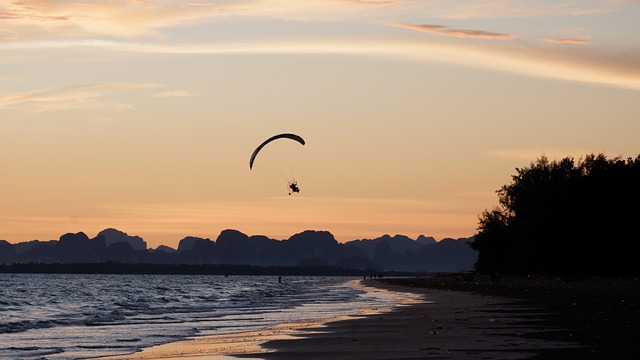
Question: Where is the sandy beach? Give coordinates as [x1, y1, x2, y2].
[98, 275, 639, 359]
[248, 280, 579, 359]
[379, 275, 640, 359]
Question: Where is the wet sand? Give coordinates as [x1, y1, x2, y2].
[100, 275, 630, 359]
[244, 279, 579, 359]
[378, 275, 640, 359]
[101, 319, 329, 360]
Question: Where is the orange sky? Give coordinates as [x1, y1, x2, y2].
[1, 1, 639, 248]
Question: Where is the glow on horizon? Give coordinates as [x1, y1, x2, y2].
[1, 0, 639, 248]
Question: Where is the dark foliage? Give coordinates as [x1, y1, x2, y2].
[471, 153, 640, 276]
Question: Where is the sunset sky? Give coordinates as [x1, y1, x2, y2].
[1, 0, 639, 248]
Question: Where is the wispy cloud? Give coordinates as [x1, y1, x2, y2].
[0, 5, 69, 21]
[1, 2, 638, 92]
[6, 37, 638, 91]
[543, 38, 590, 45]
[0, 82, 160, 112]
[0, 0, 624, 42]
[389, 23, 516, 40]
[0, 0, 399, 40]
[151, 90, 197, 98]
[0, 0, 222, 39]
[344, 0, 399, 6]
[398, 1, 616, 20]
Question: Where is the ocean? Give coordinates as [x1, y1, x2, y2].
[0, 274, 406, 359]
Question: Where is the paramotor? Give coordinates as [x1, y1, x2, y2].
[249, 133, 306, 195]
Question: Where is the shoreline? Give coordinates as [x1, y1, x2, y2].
[100, 280, 423, 360]
[244, 279, 581, 359]
[100, 276, 616, 359]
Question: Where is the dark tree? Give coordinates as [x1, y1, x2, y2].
[471, 208, 512, 275]
[472, 154, 640, 276]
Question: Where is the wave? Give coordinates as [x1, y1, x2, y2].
[0, 346, 64, 359]
[0, 274, 388, 360]
[84, 310, 127, 326]
[0, 319, 58, 334]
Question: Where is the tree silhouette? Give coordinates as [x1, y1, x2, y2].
[472, 154, 640, 276]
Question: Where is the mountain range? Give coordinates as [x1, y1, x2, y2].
[0, 228, 476, 273]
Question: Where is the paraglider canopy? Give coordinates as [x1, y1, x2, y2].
[249, 133, 305, 170]
[249, 133, 306, 195]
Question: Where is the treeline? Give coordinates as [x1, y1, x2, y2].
[471, 154, 640, 276]
[0, 262, 391, 276]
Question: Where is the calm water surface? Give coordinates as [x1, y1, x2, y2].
[0, 274, 404, 359]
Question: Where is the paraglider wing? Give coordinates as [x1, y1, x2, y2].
[249, 133, 305, 170]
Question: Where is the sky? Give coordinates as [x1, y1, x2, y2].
[1, 0, 639, 249]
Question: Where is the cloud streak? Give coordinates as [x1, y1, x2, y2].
[5, 36, 638, 91]
[151, 90, 197, 98]
[0, 82, 160, 112]
[0, 0, 226, 40]
[389, 1, 617, 20]
[389, 23, 517, 40]
[1, 0, 616, 41]
[1, 3, 638, 94]
[543, 38, 590, 45]
[0, 0, 401, 40]
[344, 0, 399, 6]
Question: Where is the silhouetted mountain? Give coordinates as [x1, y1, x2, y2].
[58, 232, 106, 263]
[216, 229, 270, 265]
[177, 236, 210, 252]
[284, 230, 340, 266]
[13, 240, 55, 254]
[371, 241, 406, 270]
[0, 240, 15, 263]
[154, 245, 177, 254]
[0, 228, 477, 273]
[416, 235, 437, 246]
[341, 234, 476, 272]
[12, 240, 57, 263]
[99, 228, 147, 250]
[179, 238, 216, 264]
[410, 237, 477, 272]
[345, 234, 426, 259]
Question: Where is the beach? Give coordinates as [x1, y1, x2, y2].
[251, 286, 570, 359]
[380, 275, 640, 359]
[100, 275, 640, 359]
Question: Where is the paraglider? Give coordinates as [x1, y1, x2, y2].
[249, 133, 305, 195]
[288, 180, 300, 195]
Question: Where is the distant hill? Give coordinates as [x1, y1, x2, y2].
[98, 228, 147, 250]
[345, 235, 476, 272]
[0, 229, 476, 273]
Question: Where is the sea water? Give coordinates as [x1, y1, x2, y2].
[0, 274, 404, 359]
